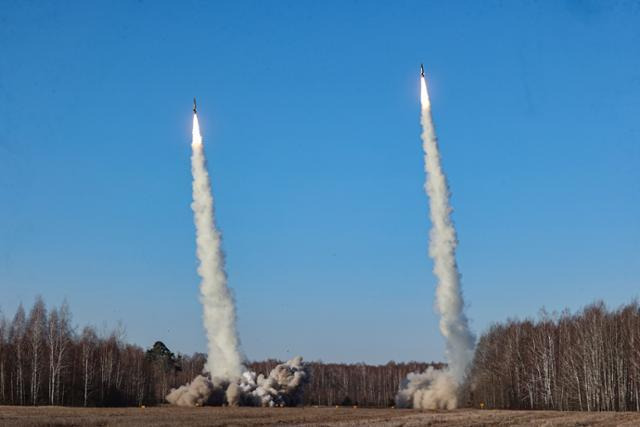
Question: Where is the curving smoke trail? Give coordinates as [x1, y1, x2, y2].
[396, 70, 475, 409]
[190, 113, 243, 380]
[419, 71, 475, 385]
[167, 110, 309, 407]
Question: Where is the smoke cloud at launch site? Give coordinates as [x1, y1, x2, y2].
[166, 357, 309, 407]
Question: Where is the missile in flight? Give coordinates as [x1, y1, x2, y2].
[193, 98, 197, 114]
[420, 64, 425, 78]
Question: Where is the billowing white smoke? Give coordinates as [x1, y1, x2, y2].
[166, 357, 310, 407]
[190, 113, 243, 380]
[396, 72, 475, 409]
[165, 375, 227, 407]
[395, 367, 457, 410]
[227, 356, 309, 407]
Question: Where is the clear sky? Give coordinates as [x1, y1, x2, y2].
[1, 1, 638, 364]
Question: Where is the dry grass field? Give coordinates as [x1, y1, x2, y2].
[2, 406, 640, 426]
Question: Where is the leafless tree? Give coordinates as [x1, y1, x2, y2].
[0, 313, 7, 402]
[80, 326, 97, 406]
[47, 303, 71, 404]
[26, 297, 47, 405]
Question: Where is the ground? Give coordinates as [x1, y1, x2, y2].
[2, 406, 640, 426]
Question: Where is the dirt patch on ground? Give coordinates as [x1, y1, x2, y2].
[1, 406, 640, 426]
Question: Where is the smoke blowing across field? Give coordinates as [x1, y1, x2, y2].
[166, 113, 309, 407]
[395, 72, 475, 410]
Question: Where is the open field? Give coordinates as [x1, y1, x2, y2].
[2, 406, 640, 426]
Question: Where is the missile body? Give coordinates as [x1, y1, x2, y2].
[193, 98, 197, 114]
[420, 64, 425, 78]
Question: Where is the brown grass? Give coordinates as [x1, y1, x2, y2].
[2, 406, 640, 426]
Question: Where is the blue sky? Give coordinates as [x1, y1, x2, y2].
[1, 1, 638, 364]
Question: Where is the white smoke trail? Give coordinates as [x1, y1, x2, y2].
[396, 71, 475, 409]
[167, 111, 310, 407]
[190, 113, 243, 380]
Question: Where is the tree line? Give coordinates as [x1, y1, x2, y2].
[467, 301, 640, 411]
[13, 296, 639, 410]
[0, 297, 439, 407]
[0, 297, 155, 406]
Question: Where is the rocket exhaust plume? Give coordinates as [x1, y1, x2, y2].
[191, 110, 243, 379]
[396, 67, 475, 410]
[167, 103, 309, 407]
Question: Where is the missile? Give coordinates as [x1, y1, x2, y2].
[193, 98, 197, 114]
[420, 64, 425, 78]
